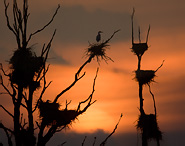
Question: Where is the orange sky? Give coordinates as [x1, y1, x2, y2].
[0, 0, 185, 145]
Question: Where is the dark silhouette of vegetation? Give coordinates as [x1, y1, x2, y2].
[80, 114, 123, 146]
[131, 8, 163, 146]
[0, 0, 120, 145]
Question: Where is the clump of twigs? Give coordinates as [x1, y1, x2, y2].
[87, 43, 112, 63]
[136, 114, 162, 141]
[38, 100, 79, 127]
[86, 30, 120, 64]
[9, 48, 44, 88]
[135, 60, 165, 85]
[135, 70, 155, 85]
[131, 43, 148, 57]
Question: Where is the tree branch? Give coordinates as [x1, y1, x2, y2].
[82, 136, 87, 146]
[100, 113, 123, 146]
[76, 68, 98, 113]
[0, 63, 9, 77]
[53, 55, 94, 103]
[1, 81, 13, 98]
[0, 104, 14, 118]
[147, 83, 157, 115]
[0, 122, 13, 146]
[93, 137, 97, 146]
[27, 5, 60, 43]
[59, 141, 67, 146]
[103, 29, 121, 44]
[4, 0, 17, 36]
[155, 60, 165, 72]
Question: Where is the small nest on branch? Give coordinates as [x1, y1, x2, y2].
[85, 30, 120, 64]
[38, 100, 78, 127]
[136, 114, 162, 140]
[86, 42, 113, 64]
[135, 70, 155, 85]
[131, 43, 148, 57]
[9, 48, 44, 88]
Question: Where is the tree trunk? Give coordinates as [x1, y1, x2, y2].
[27, 86, 35, 146]
[14, 86, 23, 146]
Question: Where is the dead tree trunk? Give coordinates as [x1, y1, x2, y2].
[131, 8, 162, 146]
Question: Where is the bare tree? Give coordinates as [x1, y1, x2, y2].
[0, 0, 120, 145]
[131, 9, 163, 146]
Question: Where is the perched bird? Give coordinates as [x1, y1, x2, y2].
[96, 31, 103, 42]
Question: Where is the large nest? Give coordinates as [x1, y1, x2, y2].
[86, 42, 113, 63]
[38, 100, 78, 127]
[135, 70, 155, 85]
[136, 114, 162, 140]
[9, 48, 44, 88]
[131, 43, 148, 57]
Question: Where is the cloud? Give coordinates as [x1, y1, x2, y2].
[46, 130, 185, 146]
[52, 5, 131, 44]
[112, 67, 130, 75]
[47, 49, 70, 65]
[1, 128, 185, 146]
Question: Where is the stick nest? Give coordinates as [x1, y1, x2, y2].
[136, 114, 162, 140]
[135, 70, 155, 85]
[38, 100, 78, 127]
[9, 48, 44, 88]
[86, 42, 113, 64]
[131, 43, 148, 57]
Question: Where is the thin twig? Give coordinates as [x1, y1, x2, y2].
[138, 26, 141, 43]
[65, 100, 72, 110]
[0, 122, 13, 146]
[58, 141, 67, 146]
[147, 83, 157, 115]
[82, 136, 87, 146]
[93, 137, 97, 146]
[27, 5, 60, 43]
[4, 0, 17, 36]
[0, 104, 14, 118]
[77, 68, 99, 113]
[0, 63, 9, 77]
[54, 55, 94, 103]
[103, 29, 120, 44]
[131, 8, 135, 44]
[146, 25, 150, 43]
[155, 60, 165, 72]
[100, 113, 123, 146]
[0, 92, 8, 95]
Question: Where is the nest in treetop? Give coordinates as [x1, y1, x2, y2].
[9, 47, 44, 88]
[131, 43, 148, 57]
[136, 114, 162, 140]
[86, 29, 121, 63]
[38, 100, 78, 127]
[135, 70, 155, 85]
[86, 42, 113, 63]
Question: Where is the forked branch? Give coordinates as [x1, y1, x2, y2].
[76, 68, 99, 113]
[27, 5, 60, 43]
[53, 55, 94, 103]
[4, 0, 17, 36]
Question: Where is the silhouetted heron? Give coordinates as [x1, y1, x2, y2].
[96, 31, 103, 42]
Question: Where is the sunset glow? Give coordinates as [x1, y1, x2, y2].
[0, 0, 185, 145]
